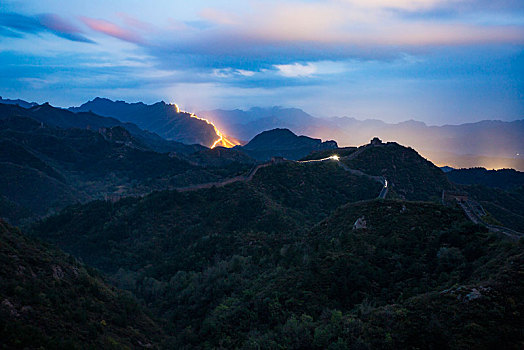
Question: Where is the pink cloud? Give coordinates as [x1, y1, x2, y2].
[116, 13, 154, 32]
[81, 16, 144, 44]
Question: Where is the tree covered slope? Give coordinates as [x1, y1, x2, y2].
[31, 181, 523, 348]
[0, 220, 165, 349]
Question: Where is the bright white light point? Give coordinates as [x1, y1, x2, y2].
[330, 155, 340, 161]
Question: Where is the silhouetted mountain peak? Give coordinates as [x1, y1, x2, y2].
[244, 128, 311, 150]
[240, 128, 337, 160]
[29, 102, 55, 113]
[70, 98, 222, 147]
[253, 127, 296, 139]
[92, 97, 109, 102]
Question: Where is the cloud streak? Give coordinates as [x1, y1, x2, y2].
[80, 17, 144, 44]
[0, 12, 94, 43]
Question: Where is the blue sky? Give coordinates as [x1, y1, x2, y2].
[1, 0, 523, 124]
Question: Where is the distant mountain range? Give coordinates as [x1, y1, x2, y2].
[200, 107, 524, 171]
[3, 96, 523, 170]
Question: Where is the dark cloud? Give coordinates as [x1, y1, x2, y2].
[38, 13, 94, 43]
[0, 12, 94, 43]
[147, 32, 400, 73]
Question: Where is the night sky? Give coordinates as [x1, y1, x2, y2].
[1, 0, 523, 124]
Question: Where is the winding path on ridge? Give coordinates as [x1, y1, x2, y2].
[457, 200, 523, 240]
[176, 150, 520, 240]
[175, 154, 389, 199]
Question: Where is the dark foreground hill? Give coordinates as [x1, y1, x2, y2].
[31, 145, 524, 349]
[0, 220, 165, 348]
[340, 139, 454, 201]
[32, 197, 524, 349]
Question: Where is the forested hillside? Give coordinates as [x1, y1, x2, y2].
[0, 220, 165, 348]
[0, 114, 252, 224]
[31, 157, 524, 348]
[31, 198, 524, 348]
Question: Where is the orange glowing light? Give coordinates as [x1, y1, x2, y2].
[173, 104, 240, 149]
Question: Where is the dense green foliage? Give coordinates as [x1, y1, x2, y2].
[32, 181, 523, 348]
[32, 162, 381, 273]
[0, 220, 165, 349]
[344, 142, 454, 201]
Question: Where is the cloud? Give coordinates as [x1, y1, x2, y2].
[116, 13, 154, 32]
[0, 26, 23, 38]
[337, 0, 524, 12]
[80, 17, 144, 44]
[0, 12, 93, 43]
[38, 13, 95, 43]
[198, 8, 238, 26]
[140, 0, 523, 74]
[274, 63, 317, 77]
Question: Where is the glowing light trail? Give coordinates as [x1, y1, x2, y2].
[173, 104, 240, 149]
[299, 155, 340, 163]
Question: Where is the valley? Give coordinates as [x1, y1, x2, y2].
[0, 99, 523, 349]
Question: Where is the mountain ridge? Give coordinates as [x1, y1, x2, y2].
[0, 102, 204, 155]
[70, 97, 226, 147]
